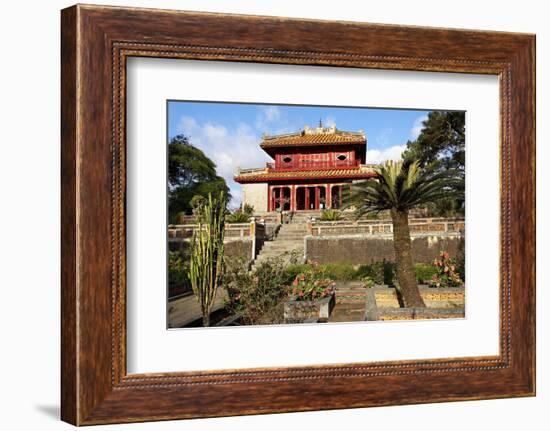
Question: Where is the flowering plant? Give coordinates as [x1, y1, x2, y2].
[292, 262, 335, 301]
[429, 251, 464, 288]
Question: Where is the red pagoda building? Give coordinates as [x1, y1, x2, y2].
[234, 122, 376, 212]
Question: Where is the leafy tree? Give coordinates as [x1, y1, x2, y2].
[190, 194, 206, 214]
[403, 111, 465, 171]
[403, 111, 465, 216]
[345, 158, 464, 308]
[168, 134, 230, 222]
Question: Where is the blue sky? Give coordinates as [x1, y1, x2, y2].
[168, 101, 431, 209]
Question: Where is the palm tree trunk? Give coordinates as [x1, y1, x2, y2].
[390, 208, 426, 308]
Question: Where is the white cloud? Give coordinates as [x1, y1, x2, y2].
[366, 145, 407, 164]
[176, 116, 271, 208]
[375, 128, 393, 147]
[178, 115, 197, 132]
[410, 115, 428, 139]
[228, 186, 243, 211]
[324, 116, 336, 128]
[255, 106, 282, 131]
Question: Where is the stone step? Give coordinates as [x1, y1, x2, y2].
[279, 226, 308, 232]
[262, 239, 304, 250]
[257, 251, 303, 258]
[258, 245, 304, 253]
[257, 245, 304, 253]
[254, 255, 303, 263]
[275, 232, 306, 237]
[277, 233, 307, 238]
[275, 236, 307, 241]
[261, 246, 302, 252]
[255, 250, 303, 259]
[251, 256, 302, 270]
[335, 288, 368, 294]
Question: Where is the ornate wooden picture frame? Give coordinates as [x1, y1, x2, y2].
[61, 4, 535, 425]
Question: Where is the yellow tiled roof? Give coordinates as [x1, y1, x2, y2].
[261, 133, 365, 148]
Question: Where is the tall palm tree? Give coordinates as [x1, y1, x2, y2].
[346, 158, 464, 308]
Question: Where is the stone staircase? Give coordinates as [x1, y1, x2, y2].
[328, 282, 368, 322]
[251, 212, 319, 270]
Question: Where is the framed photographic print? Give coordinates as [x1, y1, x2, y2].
[61, 4, 535, 425]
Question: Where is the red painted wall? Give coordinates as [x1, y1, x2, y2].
[273, 146, 360, 170]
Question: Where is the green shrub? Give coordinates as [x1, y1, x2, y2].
[168, 251, 188, 286]
[284, 263, 311, 283]
[320, 263, 356, 281]
[320, 209, 342, 221]
[242, 203, 254, 216]
[361, 276, 376, 288]
[223, 256, 290, 325]
[429, 251, 464, 287]
[226, 210, 250, 223]
[414, 263, 438, 283]
[356, 263, 382, 284]
[355, 260, 395, 285]
[291, 263, 335, 301]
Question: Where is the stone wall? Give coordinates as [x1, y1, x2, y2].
[169, 238, 254, 262]
[305, 233, 464, 265]
[242, 182, 268, 212]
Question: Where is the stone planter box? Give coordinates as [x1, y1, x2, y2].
[365, 285, 465, 321]
[284, 293, 335, 324]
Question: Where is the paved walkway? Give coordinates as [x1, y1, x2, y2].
[168, 291, 226, 328]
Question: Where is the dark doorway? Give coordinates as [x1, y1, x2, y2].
[319, 186, 326, 209]
[307, 187, 316, 210]
[296, 187, 306, 210]
[331, 185, 342, 209]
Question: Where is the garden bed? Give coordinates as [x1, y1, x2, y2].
[366, 285, 465, 321]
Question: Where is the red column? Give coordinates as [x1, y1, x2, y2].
[315, 186, 320, 210]
[327, 184, 332, 209]
[291, 185, 296, 211]
[305, 187, 310, 210]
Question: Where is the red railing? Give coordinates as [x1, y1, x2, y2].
[266, 159, 360, 171]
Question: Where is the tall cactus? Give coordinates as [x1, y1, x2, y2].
[188, 192, 227, 326]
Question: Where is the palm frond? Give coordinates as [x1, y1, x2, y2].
[345, 158, 464, 217]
